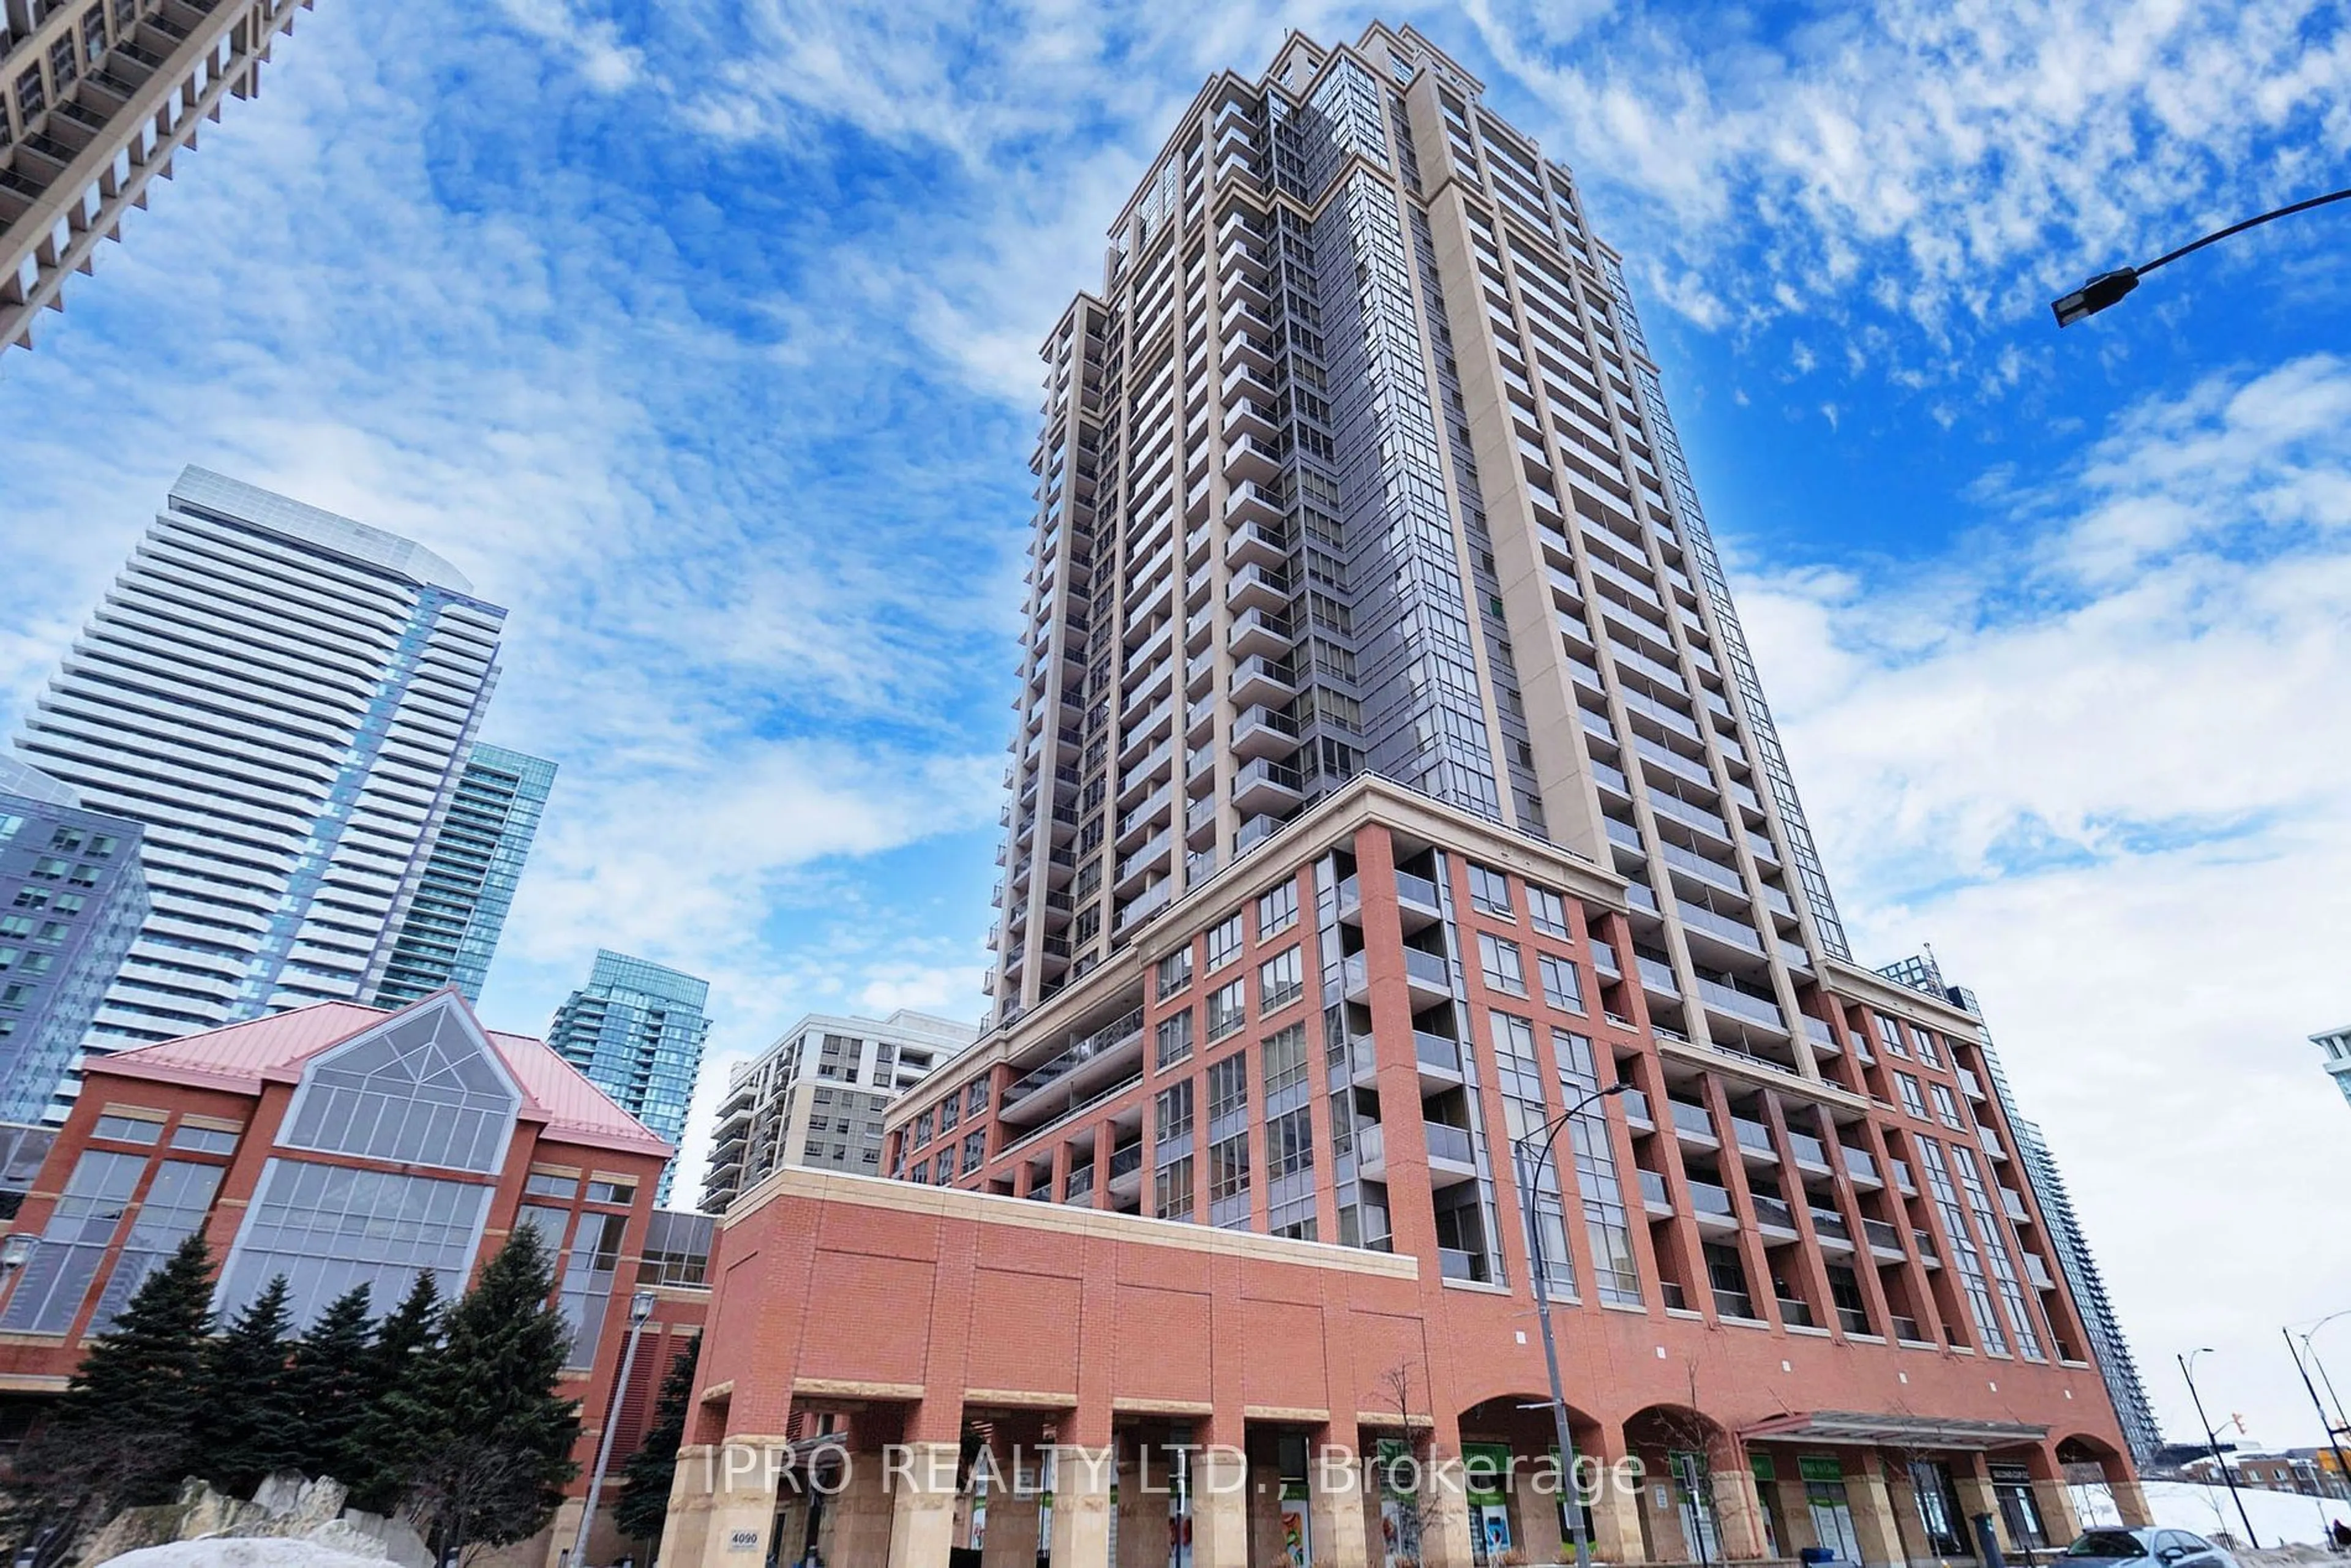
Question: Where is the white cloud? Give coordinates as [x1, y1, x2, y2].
[1741, 354, 2351, 1450]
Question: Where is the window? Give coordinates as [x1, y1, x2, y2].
[525, 1171, 579, 1199]
[965, 1079, 990, 1120]
[15, 69, 44, 124]
[170, 1123, 239, 1156]
[1478, 932, 1525, 996]
[11, 889, 47, 910]
[1, 1149, 143, 1333]
[1266, 1107, 1314, 1179]
[1206, 1054, 1250, 1121]
[1261, 1023, 1308, 1098]
[0, 917, 31, 940]
[1468, 862, 1513, 917]
[1256, 880, 1299, 938]
[1538, 953, 1584, 1014]
[219, 1158, 493, 1329]
[1911, 1027, 1943, 1067]
[49, 827, 86, 853]
[1875, 1016, 1908, 1057]
[1258, 947, 1303, 1012]
[1528, 883, 1569, 937]
[1205, 913, 1243, 970]
[1156, 1010, 1193, 1067]
[0, 815, 21, 843]
[1930, 1082, 1965, 1131]
[91, 1160, 225, 1330]
[23, 859, 61, 882]
[532, 1207, 628, 1370]
[1157, 947, 1193, 999]
[586, 1179, 636, 1206]
[1206, 978, 1246, 1040]
[1155, 1154, 1194, 1220]
[1207, 1133, 1250, 1202]
[66, 864, 98, 888]
[938, 1095, 960, 1134]
[282, 1005, 519, 1173]
[1895, 1072, 1929, 1120]
[89, 1114, 160, 1145]
[913, 1109, 934, 1146]
[933, 1152, 956, 1184]
[961, 1130, 986, 1174]
[1155, 1079, 1193, 1141]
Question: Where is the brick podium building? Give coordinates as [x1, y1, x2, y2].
[0, 989, 709, 1567]
[661, 21, 2147, 1568]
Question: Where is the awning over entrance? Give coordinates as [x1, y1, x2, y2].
[1740, 1411, 2050, 1449]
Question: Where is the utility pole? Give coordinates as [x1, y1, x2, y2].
[2178, 1350, 2260, 1549]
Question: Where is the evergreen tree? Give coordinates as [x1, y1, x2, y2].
[193, 1274, 301, 1497]
[340, 1270, 444, 1516]
[15, 1232, 216, 1522]
[613, 1340, 699, 1546]
[283, 1283, 374, 1483]
[398, 1226, 582, 1560]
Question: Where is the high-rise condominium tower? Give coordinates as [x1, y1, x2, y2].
[699, 1007, 974, 1214]
[370, 741, 556, 1009]
[0, 756, 149, 1123]
[991, 27, 1848, 1028]
[547, 949, 711, 1202]
[2311, 1023, 2351, 1109]
[1, 0, 315, 354]
[853, 34, 2141, 1568]
[11, 466, 504, 1119]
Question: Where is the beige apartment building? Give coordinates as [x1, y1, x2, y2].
[697, 1007, 975, 1213]
[1, 0, 312, 354]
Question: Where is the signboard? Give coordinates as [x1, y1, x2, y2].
[726, 1530, 761, 1553]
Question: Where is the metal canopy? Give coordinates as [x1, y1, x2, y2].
[1740, 1411, 2050, 1450]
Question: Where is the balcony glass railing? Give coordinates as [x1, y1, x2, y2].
[1695, 976, 1783, 1031]
[1395, 870, 1441, 910]
[2001, 1188, 2031, 1222]
[1108, 1142, 1144, 1180]
[1686, 1180, 1735, 1220]
[1891, 1159, 1916, 1193]
[1752, 1195, 1796, 1231]
[1619, 1087, 1652, 1125]
[1843, 1147, 1881, 1184]
[1892, 1315, 1924, 1342]
[1785, 1131, 1828, 1168]
[1714, 1288, 1758, 1321]
[1668, 1100, 1715, 1141]
[1403, 947, 1452, 989]
[1777, 1297, 1815, 1329]
[1438, 1247, 1484, 1283]
[1913, 1228, 1941, 1259]
[1837, 1306, 1872, 1335]
[1414, 1031, 1463, 1075]
[1731, 1116, 1774, 1155]
[1862, 1218, 1905, 1253]
[1639, 1169, 1671, 1207]
[1809, 1207, 1851, 1242]
[1423, 1122, 1474, 1166]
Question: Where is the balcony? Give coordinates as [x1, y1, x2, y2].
[1863, 1218, 1906, 1261]
[1959, 1067, 1987, 1101]
[1785, 1131, 1830, 1173]
[1423, 1121, 1477, 1184]
[1588, 942, 1622, 979]
[2023, 1251, 2056, 1290]
[1228, 606, 1292, 659]
[1668, 1100, 1717, 1146]
[1229, 653, 1295, 708]
[1231, 755, 1303, 814]
[1809, 1207, 1854, 1251]
[1678, 900, 1765, 958]
[1687, 1180, 1738, 1230]
[1412, 1030, 1464, 1082]
[1438, 1247, 1487, 1284]
[1730, 1116, 1777, 1162]
[1891, 1315, 1925, 1343]
[1063, 1167, 1095, 1206]
[1843, 1147, 1883, 1187]
[1231, 703, 1300, 760]
[1619, 1087, 1652, 1128]
[1001, 1008, 1146, 1117]
[1914, 1229, 1943, 1268]
[1777, 1297, 1816, 1329]
[1752, 1195, 1799, 1239]
[2002, 1187, 2031, 1223]
[1805, 1015, 1839, 1052]
[1977, 1124, 2008, 1162]
[1404, 947, 1453, 1001]
[1107, 1140, 1146, 1198]
[1836, 1305, 1872, 1336]
[1695, 976, 1787, 1035]
[1638, 957, 1681, 1000]
[1890, 1158, 1916, 1195]
[1639, 1168, 1673, 1215]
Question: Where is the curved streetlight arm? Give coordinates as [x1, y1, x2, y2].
[2052, 186, 2351, 326]
[1511, 1081, 1630, 1568]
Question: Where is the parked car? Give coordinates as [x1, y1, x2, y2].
[2061, 1528, 2239, 1568]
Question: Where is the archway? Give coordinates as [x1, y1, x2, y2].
[1455, 1394, 1610, 1566]
[2057, 1433, 2139, 1531]
[1624, 1405, 1744, 1565]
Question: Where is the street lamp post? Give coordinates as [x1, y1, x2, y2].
[2051, 186, 2351, 326]
[1512, 1080, 1630, 1568]
[2178, 1349, 2260, 1549]
[571, 1289, 660, 1568]
[2290, 1312, 2351, 1501]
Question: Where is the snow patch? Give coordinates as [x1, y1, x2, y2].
[97, 1540, 397, 1568]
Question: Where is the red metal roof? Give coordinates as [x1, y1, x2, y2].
[93, 992, 674, 1158]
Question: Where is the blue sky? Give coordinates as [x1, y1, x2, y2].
[2, 0, 2348, 1451]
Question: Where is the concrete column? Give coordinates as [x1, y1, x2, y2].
[821, 1447, 896, 1566]
[1191, 1446, 1250, 1568]
[1712, 1459, 1769, 1561]
[889, 1441, 962, 1568]
[1119, 1446, 1173, 1568]
[1881, 1461, 1930, 1563]
[2032, 1480, 2083, 1547]
[1049, 1445, 1114, 1568]
[1842, 1457, 1905, 1568]
[1951, 1458, 2004, 1553]
[2108, 1477, 2153, 1529]
[1311, 1444, 1371, 1568]
[1771, 1479, 1820, 1555]
[1419, 1450, 1474, 1568]
[657, 1438, 785, 1568]
[1588, 1435, 1647, 1565]
[1512, 1459, 1564, 1566]
[981, 1488, 1043, 1568]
